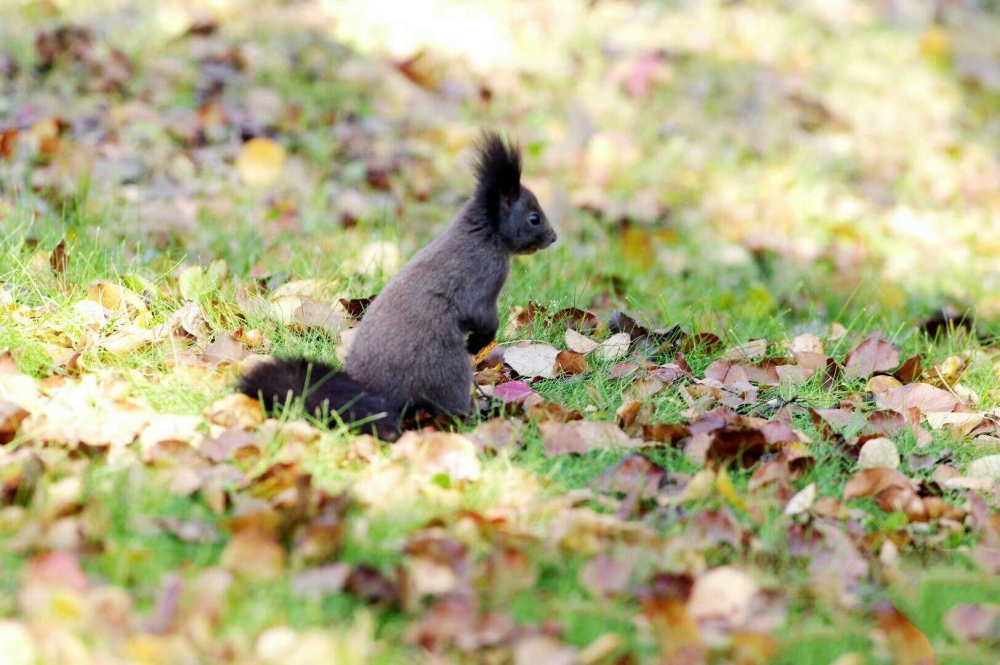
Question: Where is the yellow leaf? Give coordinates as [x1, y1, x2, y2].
[919, 26, 950, 61]
[237, 137, 286, 187]
[715, 466, 747, 511]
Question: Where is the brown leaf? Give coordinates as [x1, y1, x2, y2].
[609, 361, 640, 379]
[687, 566, 761, 628]
[704, 426, 775, 469]
[469, 418, 524, 454]
[942, 603, 1000, 646]
[641, 423, 690, 445]
[291, 299, 350, 339]
[49, 239, 68, 274]
[221, 529, 286, 579]
[598, 453, 666, 498]
[876, 486, 929, 521]
[784, 482, 817, 515]
[553, 307, 601, 332]
[722, 339, 767, 362]
[204, 393, 265, 428]
[616, 399, 650, 432]
[876, 382, 959, 414]
[623, 376, 665, 401]
[894, 355, 924, 383]
[346, 565, 398, 606]
[539, 420, 636, 456]
[202, 331, 250, 364]
[704, 360, 750, 387]
[0, 400, 29, 444]
[842, 467, 911, 500]
[513, 635, 578, 665]
[874, 603, 935, 665]
[844, 335, 900, 379]
[579, 555, 632, 597]
[290, 564, 351, 599]
[339, 295, 376, 320]
[391, 431, 482, 483]
[555, 350, 591, 376]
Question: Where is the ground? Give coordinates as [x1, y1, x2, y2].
[2, 0, 1000, 663]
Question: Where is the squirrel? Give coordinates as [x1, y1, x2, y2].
[237, 131, 557, 437]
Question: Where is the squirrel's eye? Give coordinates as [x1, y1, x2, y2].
[528, 213, 541, 226]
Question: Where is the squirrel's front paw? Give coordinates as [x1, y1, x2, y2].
[466, 332, 494, 355]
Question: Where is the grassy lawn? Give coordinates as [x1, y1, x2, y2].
[2, 1, 1000, 663]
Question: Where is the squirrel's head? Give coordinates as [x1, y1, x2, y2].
[473, 131, 557, 255]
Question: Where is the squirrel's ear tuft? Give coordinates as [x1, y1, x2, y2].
[473, 130, 521, 210]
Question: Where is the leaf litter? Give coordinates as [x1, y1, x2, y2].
[2, 1, 1000, 662]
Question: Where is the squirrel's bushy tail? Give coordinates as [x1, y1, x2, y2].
[237, 358, 399, 438]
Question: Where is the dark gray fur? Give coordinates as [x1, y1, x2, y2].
[238, 131, 556, 434]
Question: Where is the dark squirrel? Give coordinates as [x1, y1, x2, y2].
[237, 132, 557, 437]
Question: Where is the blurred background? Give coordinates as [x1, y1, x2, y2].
[2, 0, 1000, 328]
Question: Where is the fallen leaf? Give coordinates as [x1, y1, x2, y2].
[609, 361, 640, 379]
[469, 418, 524, 454]
[553, 307, 602, 332]
[844, 335, 900, 379]
[597, 453, 666, 498]
[565, 328, 599, 354]
[88, 281, 148, 318]
[925, 412, 983, 435]
[967, 455, 1000, 481]
[579, 555, 632, 597]
[492, 381, 534, 403]
[894, 355, 924, 383]
[202, 331, 250, 364]
[339, 295, 376, 320]
[687, 566, 760, 627]
[291, 300, 350, 338]
[0, 400, 29, 444]
[513, 635, 578, 665]
[237, 137, 286, 186]
[555, 350, 591, 375]
[866, 374, 902, 395]
[942, 603, 1000, 646]
[391, 431, 481, 483]
[623, 376, 664, 401]
[504, 342, 559, 379]
[722, 339, 767, 362]
[857, 438, 900, 470]
[843, 468, 911, 500]
[597, 333, 631, 361]
[221, 529, 286, 579]
[877, 383, 959, 414]
[874, 603, 935, 665]
[784, 482, 817, 515]
[178, 262, 227, 301]
[790, 333, 823, 355]
[539, 420, 635, 456]
[49, 239, 68, 274]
